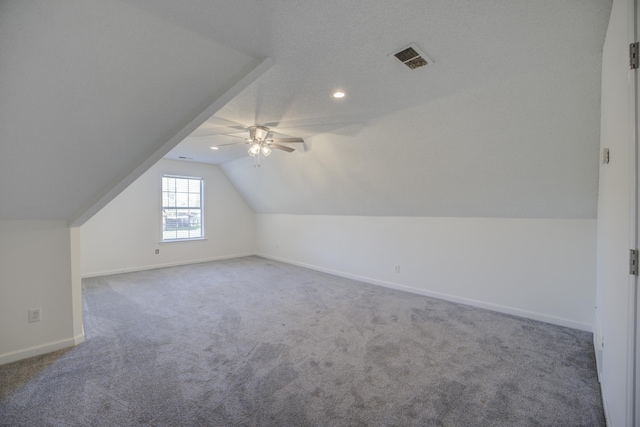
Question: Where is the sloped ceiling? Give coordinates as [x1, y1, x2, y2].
[223, 64, 602, 218]
[0, 1, 261, 222]
[166, 0, 611, 219]
[1, 1, 612, 222]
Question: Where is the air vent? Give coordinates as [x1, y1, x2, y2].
[390, 44, 433, 70]
[394, 46, 420, 62]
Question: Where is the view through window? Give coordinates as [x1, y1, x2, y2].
[162, 175, 203, 241]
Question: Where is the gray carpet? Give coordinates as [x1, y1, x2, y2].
[0, 256, 604, 426]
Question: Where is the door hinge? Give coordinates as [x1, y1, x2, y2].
[631, 42, 639, 69]
[631, 249, 639, 275]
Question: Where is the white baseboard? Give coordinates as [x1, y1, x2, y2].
[74, 332, 85, 346]
[593, 317, 604, 377]
[0, 333, 84, 366]
[598, 366, 612, 427]
[82, 252, 256, 278]
[258, 253, 593, 332]
[593, 316, 611, 426]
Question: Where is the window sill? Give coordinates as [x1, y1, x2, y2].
[159, 238, 207, 244]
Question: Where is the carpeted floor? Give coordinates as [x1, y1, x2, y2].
[1, 256, 604, 426]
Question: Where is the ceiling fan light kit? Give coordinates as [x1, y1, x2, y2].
[248, 143, 261, 156]
[247, 142, 272, 157]
[210, 123, 304, 166]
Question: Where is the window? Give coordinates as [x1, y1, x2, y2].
[162, 175, 203, 241]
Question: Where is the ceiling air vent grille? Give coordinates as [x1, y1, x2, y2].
[390, 44, 432, 70]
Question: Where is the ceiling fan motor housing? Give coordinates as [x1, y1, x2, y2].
[248, 126, 270, 142]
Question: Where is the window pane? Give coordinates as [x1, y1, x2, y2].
[164, 178, 175, 192]
[162, 192, 176, 207]
[162, 175, 203, 241]
[189, 179, 200, 193]
[188, 193, 201, 207]
[176, 193, 188, 207]
[176, 179, 189, 192]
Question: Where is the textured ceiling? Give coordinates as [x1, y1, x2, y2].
[0, 1, 612, 222]
[222, 61, 602, 218]
[168, 0, 610, 218]
[166, 0, 611, 147]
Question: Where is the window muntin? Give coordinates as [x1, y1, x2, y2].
[162, 175, 203, 241]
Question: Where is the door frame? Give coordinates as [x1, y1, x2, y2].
[630, 0, 639, 425]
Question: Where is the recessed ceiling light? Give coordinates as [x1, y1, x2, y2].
[332, 91, 345, 99]
[209, 146, 219, 150]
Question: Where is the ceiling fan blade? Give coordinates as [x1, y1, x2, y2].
[203, 116, 248, 130]
[213, 141, 247, 147]
[270, 143, 295, 153]
[193, 132, 247, 140]
[268, 137, 304, 143]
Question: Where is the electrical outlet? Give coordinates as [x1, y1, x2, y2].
[395, 265, 400, 273]
[28, 308, 41, 323]
[155, 249, 159, 254]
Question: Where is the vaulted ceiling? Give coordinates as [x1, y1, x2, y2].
[0, 1, 259, 222]
[0, 1, 612, 223]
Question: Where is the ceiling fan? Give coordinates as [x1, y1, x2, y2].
[212, 126, 304, 162]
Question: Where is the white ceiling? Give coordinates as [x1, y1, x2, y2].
[0, 1, 258, 221]
[0, 1, 612, 222]
[168, 0, 611, 218]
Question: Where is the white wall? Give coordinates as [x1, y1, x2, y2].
[596, 0, 632, 425]
[257, 214, 596, 331]
[81, 159, 255, 277]
[0, 220, 83, 365]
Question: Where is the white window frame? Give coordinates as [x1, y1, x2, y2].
[161, 175, 204, 242]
